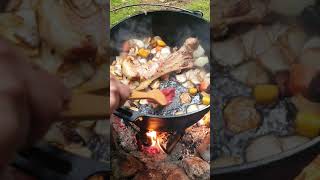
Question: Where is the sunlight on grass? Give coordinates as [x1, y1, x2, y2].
[110, 0, 140, 26]
[186, 0, 210, 21]
[110, 0, 210, 26]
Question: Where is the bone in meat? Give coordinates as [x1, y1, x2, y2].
[135, 38, 199, 90]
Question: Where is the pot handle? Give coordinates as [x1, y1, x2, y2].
[111, 3, 204, 18]
[113, 107, 140, 122]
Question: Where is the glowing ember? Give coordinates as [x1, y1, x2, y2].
[142, 146, 160, 155]
[146, 131, 157, 146]
[142, 131, 161, 155]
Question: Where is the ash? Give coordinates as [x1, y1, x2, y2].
[139, 79, 202, 116]
[212, 73, 295, 163]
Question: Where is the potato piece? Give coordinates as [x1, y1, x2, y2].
[188, 88, 198, 95]
[295, 112, 320, 138]
[138, 48, 150, 58]
[202, 96, 210, 105]
[156, 40, 166, 47]
[224, 97, 261, 133]
[253, 84, 279, 105]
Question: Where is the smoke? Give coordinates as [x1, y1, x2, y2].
[110, 11, 210, 57]
[110, 15, 152, 54]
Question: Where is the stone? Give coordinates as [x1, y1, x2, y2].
[181, 156, 210, 180]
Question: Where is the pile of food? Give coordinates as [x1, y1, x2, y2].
[110, 36, 211, 179]
[212, 0, 320, 170]
[110, 36, 210, 115]
[0, 0, 110, 163]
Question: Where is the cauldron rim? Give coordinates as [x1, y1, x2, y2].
[110, 9, 209, 29]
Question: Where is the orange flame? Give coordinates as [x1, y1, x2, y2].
[146, 131, 157, 146]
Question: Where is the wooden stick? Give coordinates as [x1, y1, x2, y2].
[129, 89, 168, 106]
[62, 94, 109, 120]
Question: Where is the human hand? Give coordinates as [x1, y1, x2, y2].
[110, 75, 131, 113]
[0, 39, 70, 174]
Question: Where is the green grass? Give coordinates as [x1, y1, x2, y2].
[185, 0, 210, 21]
[110, 0, 140, 26]
[110, 0, 210, 27]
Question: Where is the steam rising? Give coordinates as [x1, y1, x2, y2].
[110, 11, 210, 57]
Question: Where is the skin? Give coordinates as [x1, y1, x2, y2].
[0, 39, 71, 179]
[109, 75, 131, 113]
[0, 39, 130, 179]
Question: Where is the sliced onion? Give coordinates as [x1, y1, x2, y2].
[194, 56, 209, 67]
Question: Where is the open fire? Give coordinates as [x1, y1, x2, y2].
[146, 131, 157, 147]
[111, 113, 210, 179]
[142, 131, 162, 155]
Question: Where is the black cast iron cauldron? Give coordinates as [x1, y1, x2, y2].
[212, 2, 320, 179]
[111, 4, 211, 133]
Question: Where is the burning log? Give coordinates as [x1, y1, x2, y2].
[181, 156, 210, 180]
[160, 132, 184, 154]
